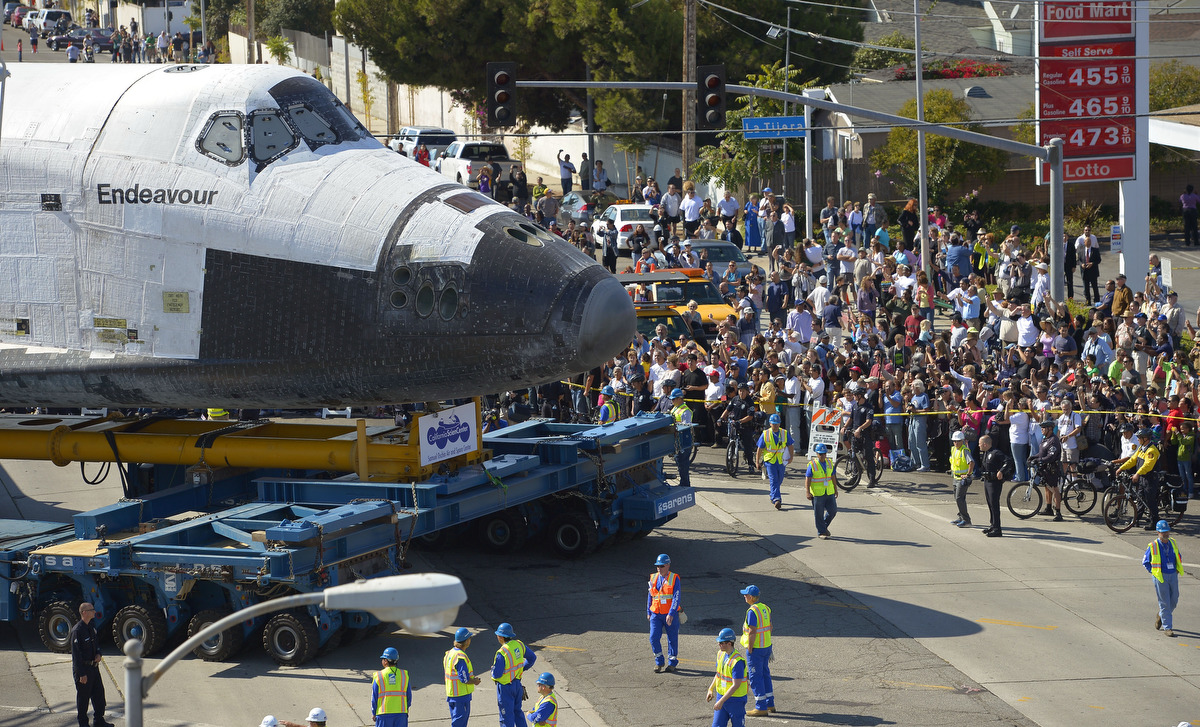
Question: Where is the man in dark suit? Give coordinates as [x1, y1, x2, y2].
[1062, 232, 1077, 300]
[1077, 226, 1101, 304]
[70, 603, 113, 727]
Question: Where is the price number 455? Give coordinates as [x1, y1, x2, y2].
[1068, 65, 1130, 86]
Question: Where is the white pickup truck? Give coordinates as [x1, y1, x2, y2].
[437, 141, 519, 189]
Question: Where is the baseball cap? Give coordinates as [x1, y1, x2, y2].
[740, 585, 761, 597]
[1011, 224, 1020, 232]
[762, 187, 773, 193]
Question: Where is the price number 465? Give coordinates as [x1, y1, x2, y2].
[1068, 96, 1131, 116]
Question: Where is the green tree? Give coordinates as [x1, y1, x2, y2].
[332, 0, 863, 133]
[851, 30, 916, 72]
[265, 36, 292, 65]
[690, 62, 808, 191]
[257, 0, 335, 38]
[870, 88, 1007, 202]
[1149, 60, 1200, 170]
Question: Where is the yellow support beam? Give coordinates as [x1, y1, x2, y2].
[0, 407, 487, 480]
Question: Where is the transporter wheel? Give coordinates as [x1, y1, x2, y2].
[262, 610, 319, 666]
[187, 609, 245, 661]
[37, 600, 81, 653]
[476, 509, 529, 552]
[112, 604, 169, 656]
[547, 511, 598, 559]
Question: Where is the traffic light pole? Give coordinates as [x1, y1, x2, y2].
[515, 78, 1062, 288]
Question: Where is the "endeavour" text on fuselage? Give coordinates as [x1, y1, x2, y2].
[96, 184, 218, 205]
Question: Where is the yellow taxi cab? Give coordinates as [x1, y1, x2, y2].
[632, 302, 709, 356]
[618, 269, 736, 341]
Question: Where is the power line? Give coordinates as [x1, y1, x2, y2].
[784, 0, 1200, 25]
[699, 1, 863, 72]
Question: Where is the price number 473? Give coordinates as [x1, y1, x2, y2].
[1067, 126, 1130, 147]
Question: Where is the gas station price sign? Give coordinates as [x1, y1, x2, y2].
[1037, 2, 1136, 183]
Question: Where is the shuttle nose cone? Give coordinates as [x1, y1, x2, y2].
[576, 273, 635, 367]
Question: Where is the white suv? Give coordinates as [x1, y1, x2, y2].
[389, 126, 457, 160]
[28, 8, 71, 34]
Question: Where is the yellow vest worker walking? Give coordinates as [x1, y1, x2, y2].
[445, 628, 481, 727]
[706, 628, 748, 727]
[372, 647, 411, 727]
[526, 673, 559, 727]
[1143, 520, 1185, 637]
[739, 585, 774, 715]
[756, 414, 794, 510]
[491, 622, 536, 727]
[805, 443, 840, 539]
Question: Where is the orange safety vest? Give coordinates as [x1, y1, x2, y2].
[648, 571, 679, 615]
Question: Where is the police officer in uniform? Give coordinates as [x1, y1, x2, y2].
[805, 443, 839, 539]
[756, 413, 794, 509]
[648, 553, 681, 672]
[706, 628, 748, 727]
[1118, 428, 1163, 530]
[444, 628, 481, 727]
[1031, 419, 1063, 521]
[491, 623, 536, 727]
[372, 647, 412, 727]
[670, 388, 693, 487]
[526, 673, 559, 727]
[70, 602, 113, 727]
[739, 586, 774, 716]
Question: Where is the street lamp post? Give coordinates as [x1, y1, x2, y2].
[121, 573, 467, 727]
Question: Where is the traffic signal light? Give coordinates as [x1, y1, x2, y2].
[487, 62, 517, 128]
[696, 64, 727, 130]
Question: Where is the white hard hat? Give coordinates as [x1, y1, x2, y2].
[307, 707, 327, 722]
[951, 431, 966, 442]
[260, 717, 279, 727]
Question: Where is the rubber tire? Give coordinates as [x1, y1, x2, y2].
[37, 600, 80, 653]
[836, 455, 861, 492]
[49, 39, 57, 50]
[725, 439, 740, 476]
[187, 609, 245, 661]
[1160, 489, 1187, 527]
[1006, 482, 1043, 520]
[477, 509, 529, 552]
[1061, 479, 1097, 516]
[1103, 494, 1137, 533]
[262, 611, 320, 666]
[111, 604, 169, 656]
[547, 511, 599, 559]
[412, 528, 454, 551]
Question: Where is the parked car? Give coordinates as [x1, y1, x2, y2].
[47, 26, 111, 51]
[686, 240, 756, 281]
[26, 8, 71, 35]
[10, 5, 32, 28]
[590, 204, 656, 253]
[3, 3, 28, 24]
[436, 141, 519, 189]
[389, 126, 457, 159]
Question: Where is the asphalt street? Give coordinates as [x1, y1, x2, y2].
[3, 439, 1198, 727]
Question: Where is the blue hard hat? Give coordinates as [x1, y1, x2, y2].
[380, 647, 399, 661]
[536, 672, 555, 687]
[717, 627, 738, 643]
[454, 627, 471, 642]
[740, 585, 760, 597]
[654, 553, 671, 566]
[601, 385, 615, 396]
[671, 388, 685, 399]
[769, 413, 781, 424]
[813, 443, 829, 454]
[494, 622, 516, 639]
[1156, 520, 1171, 532]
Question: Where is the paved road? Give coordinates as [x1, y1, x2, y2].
[3, 434, 1198, 727]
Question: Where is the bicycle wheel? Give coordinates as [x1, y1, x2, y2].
[1062, 479, 1097, 516]
[837, 453, 861, 491]
[1159, 489, 1186, 527]
[1103, 494, 1138, 533]
[873, 448, 885, 474]
[1006, 482, 1043, 519]
[725, 439, 740, 477]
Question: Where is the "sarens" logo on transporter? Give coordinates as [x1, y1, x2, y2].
[97, 184, 219, 205]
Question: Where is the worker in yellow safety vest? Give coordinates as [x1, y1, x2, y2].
[372, 647, 411, 727]
[756, 413, 794, 510]
[597, 386, 619, 424]
[1143, 519, 1185, 637]
[490, 622, 535, 727]
[706, 628, 748, 727]
[444, 628, 481, 727]
[805, 443, 840, 539]
[206, 408, 229, 420]
[949, 430, 975, 528]
[526, 672, 558, 727]
[670, 388, 693, 487]
[739, 585, 774, 716]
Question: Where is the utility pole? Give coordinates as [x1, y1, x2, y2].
[682, 0, 696, 179]
[782, 7, 791, 202]
[246, 0, 256, 64]
[914, 0, 930, 278]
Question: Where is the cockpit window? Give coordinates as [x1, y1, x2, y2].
[196, 111, 246, 165]
[286, 103, 336, 148]
[266, 76, 368, 145]
[249, 110, 298, 165]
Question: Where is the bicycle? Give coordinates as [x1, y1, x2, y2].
[1103, 471, 1187, 533]
[1006, 460, 1044, 519]
[1059, 461, 1101, 516]
[836, 433, 881, 491]
[724, 419, 759, 476]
